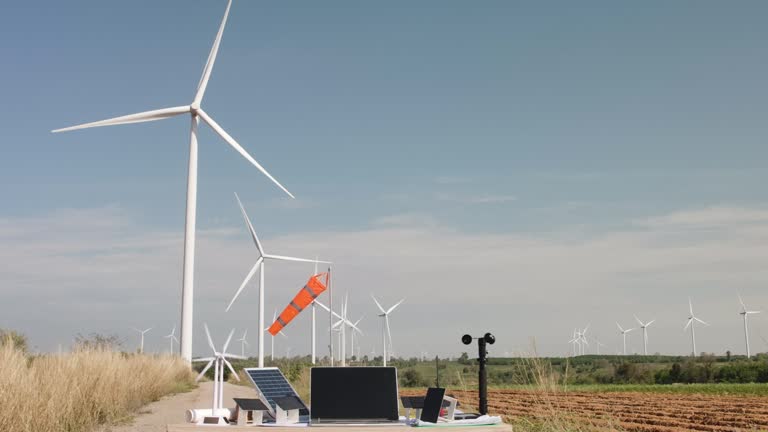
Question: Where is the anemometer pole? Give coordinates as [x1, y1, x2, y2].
[328, 266, 334, 366]
[179, 115, 200, 364]
[462, 332, 495, 416]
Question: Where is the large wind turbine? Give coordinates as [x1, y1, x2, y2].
[634, 315, 655, 355]
[372, 295, 404, 367]
[226, 193, 329, 367]
[738, 294, 762, 358]
[616, 323, 635, 355]
[315, 299, 361, 364]
[684, 298, 709, 357]
[52, 0, 294, 363]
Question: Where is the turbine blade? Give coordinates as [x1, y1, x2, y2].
[695, 317, 709, 326]
[204, 323, 216, 352]
[689, 298, 694, 315]
[52, 106, 190, 133]
[371, 295, 386, 314]
[647, 319, 656, 327]
[194, 0, 232, 105]
[225, 353, 247, 360]
[738, 293, 746, 310]
[279, 331, 288, 339]
[385, 316, 393, 353]
[387, 298, 405, 314]
[196, 359, 215, 382]
[226, 257, 263, 312]
[616, 322, 623, 332]
[234, 192, 265, 255]
[192, 356, 216, 362]
[634, 315, 643, 326]
[222, 328, 236, 353]
[265, 254, 330, 264]
[684, 318, 692, 331]
[197, 109, 294, 198]
[223, 358, 240, 381]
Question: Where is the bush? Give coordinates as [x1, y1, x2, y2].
[400, 368, 428, 387]
[0, 329, 28, 353]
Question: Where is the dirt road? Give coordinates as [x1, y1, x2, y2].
[100, 382, 257, 432]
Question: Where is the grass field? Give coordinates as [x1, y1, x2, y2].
[0, 340, 195, 432]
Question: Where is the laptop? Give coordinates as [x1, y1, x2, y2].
[310, 367, 400, 425]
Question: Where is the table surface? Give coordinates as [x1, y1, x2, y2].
[167, 423, 512, 432]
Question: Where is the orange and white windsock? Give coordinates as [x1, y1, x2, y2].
[268, 273, 328, 336]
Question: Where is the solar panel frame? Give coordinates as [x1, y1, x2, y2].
[243, 367, 308, 417]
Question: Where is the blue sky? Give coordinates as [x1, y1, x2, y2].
[2, 1, 768, 357]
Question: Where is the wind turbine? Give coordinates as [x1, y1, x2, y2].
[616, 323, 635, 355]
[164, 326, 179, 354]
[193, 324, 245, 417]
[315, 299, 361, 364]
[568, 329, 580, 357]
[132, 327, 152, 354]
[350, 316, 363, 363]
[684, 298, 709, 357]
[579, 325, 590, 355]
[593, 338, 606, 355]
[738, 294, 762, 358]
[237, 329, 249, 358]
[226, 193, 329, 367]
[634, 315, 655, 355]
[372, 295, 404, 367]
[267, 310, 288, 361]
[53, 0, 295, 363]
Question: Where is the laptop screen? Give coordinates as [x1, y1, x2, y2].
[310, 367, 399, 423]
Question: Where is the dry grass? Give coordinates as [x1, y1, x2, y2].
[0, 341, 195, 432]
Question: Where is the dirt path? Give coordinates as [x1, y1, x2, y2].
[100, 382, 257, 432]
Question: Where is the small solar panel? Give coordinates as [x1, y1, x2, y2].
[233, 398, 270, 411]
[244, 367, 308, 416]
[275, 395, 304, 411]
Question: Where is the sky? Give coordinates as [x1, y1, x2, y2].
[1, 1, 768, 358]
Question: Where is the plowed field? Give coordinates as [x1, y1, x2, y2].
[403, 389, 768, 431]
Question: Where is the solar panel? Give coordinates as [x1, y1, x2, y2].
[244, 367, 308, 417]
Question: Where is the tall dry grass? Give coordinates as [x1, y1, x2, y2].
[0, 341, 194, 432]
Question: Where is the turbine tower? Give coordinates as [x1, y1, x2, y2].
[616, 323, 635, 355]
[226, 193, 329, 367]
[372, 295, 404, 367]
[53, 0, 295, 363]
[634, 315, 655, 355]
[132, 327, 152, 354]
[684, 298, 709, 357]
[738, 294, 762, 358]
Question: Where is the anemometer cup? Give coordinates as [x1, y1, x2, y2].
[461, 334, 473, 345]
[483, 333, 495, 345]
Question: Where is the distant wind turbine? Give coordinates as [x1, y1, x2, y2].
[593, 338, 606, 355]
[267, 310, 288, 361]
[132, 327, 152, 354]
[372, 295, 404, 367]
[579, 325, 590, 355]
[616, 323, 635, 355]
[634, 315, 656, 355]
[53, 0, 295, 363]
[164, 326, 179, 354]
[226, 193, 329, 367]
[684, 298, 709, 357]
[237, 329, 249, 358]
[738, 294, 761, 358]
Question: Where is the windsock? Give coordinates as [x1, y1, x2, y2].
[269, 273, 328, 336]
